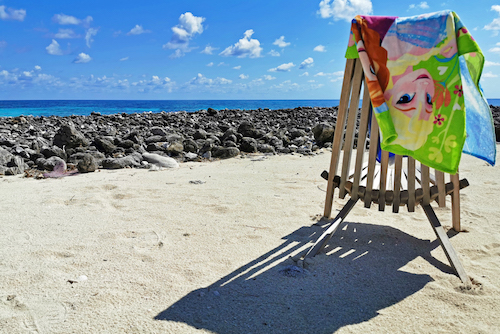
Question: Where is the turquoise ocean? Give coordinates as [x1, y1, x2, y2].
[1, 99, 499, 118]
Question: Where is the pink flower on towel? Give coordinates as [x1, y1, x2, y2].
[434, 114, 446, 126]
[454, 85, 463, 97]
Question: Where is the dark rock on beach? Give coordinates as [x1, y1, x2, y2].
[0, 105, 498, 176]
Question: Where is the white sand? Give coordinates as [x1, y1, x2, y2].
[0, 147, 499, 333]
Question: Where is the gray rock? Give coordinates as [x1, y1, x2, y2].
[77, 153, 97, 173]
[101, 155, 140, 169]
[183, 138, 199, 153]
[0, 147, 14, 166]
[212, 146, 240, 159]
[41, 146, 67, 161]
[237, 121, 258, 138]
[257, 144, 275, 154]
[312, 123, 335, 146]
[142, 152, 179, 168]
[36, 156, 66, 171]
[184, 152, 199, 161]
[151, 126, 167, 136]
[53, 124, 89, 149]
[165, 142, 183, 155]
[93, 138, 117, 154]
[240, 137, 258, 153]
[193, 129, 208, 140]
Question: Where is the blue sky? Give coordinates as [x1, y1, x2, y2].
[1, 0, 500, 100]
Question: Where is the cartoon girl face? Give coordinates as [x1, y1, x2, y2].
[386, 68, 435, 121]
[384, 67, 435, 151]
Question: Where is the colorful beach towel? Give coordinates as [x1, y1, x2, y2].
[346, 11, 496, 174]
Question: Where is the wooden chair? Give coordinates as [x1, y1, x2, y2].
[304, 58, 470, 284]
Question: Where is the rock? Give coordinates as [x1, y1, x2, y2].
[184, 152, 199, 161]
[183, 138, 199, 153]
[312, 123, 335, 146]
[41, 146, 67, 161]
[0, 147, 14, 166]
[240, 137, 258, 153]
[93, 138, 117, 154]
[142, 152, 179, 168]
[238, 121, 258, 138]
[101, 154, 141, 169]
[193, 129, 208, 140]
[257, 144, 275, 154]
[165, 142, 183, 155]
[212, 146, 240, 159]
[77, 154, 98, 173]
[151, 126, 167, 136]
[53, 124, 89, 149]
[36, 156, 66, 171]
[5, 155, 26, 175]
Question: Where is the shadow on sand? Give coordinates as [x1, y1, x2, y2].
[155, 220, 454, 333]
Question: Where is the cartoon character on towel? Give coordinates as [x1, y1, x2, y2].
[383, 66, 435, 151]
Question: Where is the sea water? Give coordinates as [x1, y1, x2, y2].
[0, 100, 342, 118]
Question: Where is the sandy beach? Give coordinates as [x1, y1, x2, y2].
[1, 146, 499, 333]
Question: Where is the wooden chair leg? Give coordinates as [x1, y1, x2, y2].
[422, 205, 470, 284]
[305, 198, 358, 259]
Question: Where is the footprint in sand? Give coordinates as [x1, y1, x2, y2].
[2, 295, 67, 334]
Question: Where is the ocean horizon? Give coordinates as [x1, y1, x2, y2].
[1, 99, 500, 118]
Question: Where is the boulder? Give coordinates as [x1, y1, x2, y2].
[142, 152, 179, 168]
[53, 124, 89, 149]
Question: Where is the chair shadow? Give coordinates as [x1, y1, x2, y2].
[154, 220, 454, 333]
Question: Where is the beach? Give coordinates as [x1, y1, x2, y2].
[1, 145, 499, 333]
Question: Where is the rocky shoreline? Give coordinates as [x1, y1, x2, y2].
[1, 106, 499, 177]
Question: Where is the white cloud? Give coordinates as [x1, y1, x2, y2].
[188, 73, 232, 86]
[219, 29, 263, 58]
[46, 40, 63, 55]
[268, 49, 280, 57]
[485, 6, 500, 34]
[169, 49, 184, 59]
[34, 65, 42, 71]
[314, 45, 326, 52]
[132, 76, 175, 93]
[85, 28, 98, 48]
[273, 36, 290, 48]
[263, 75, 276, 80]
[239, 74, 249, 79]
[482, 71, 498, 78]
[300, 72, 309, 77]
[318, 0, 372, 22]
[489, 47, 500, 54]
[120, 57, 129, 61]
[73, 53, 92, 63]
[52, 14, 92, 27]
[409, 2, 429, 10]
[233, 65, 241, 70]
[207, 62, 214, 67]
[268, 62, 295, 72]
[485, 60, 500, 66]
[54, 28, 80, 39]
[127, 25, 151, 36]
[163, 12, 205, 55]
[270, 80, 299, 91]
[299, 57, 314, 69]
[0, 5, 26, 21]
[201, 45, 218, 54]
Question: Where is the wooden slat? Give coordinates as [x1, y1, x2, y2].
[421, 164, 431, 206]
[423, 205, 470, 284]
[378, 150, 389, 210]
[451, 170, 461, 232]
[351, 86, 371, 201]
[364, 109, 379, 208]
[323, 58, 356, 218]
[339, 60, 364, 199]
[305, 198, 359, 258]
[392, 155, 403, 213]
[407, 157, 416, 212]
[435, 170, 446, 207]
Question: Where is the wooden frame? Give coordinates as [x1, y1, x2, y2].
[306, 58, 470, 284]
